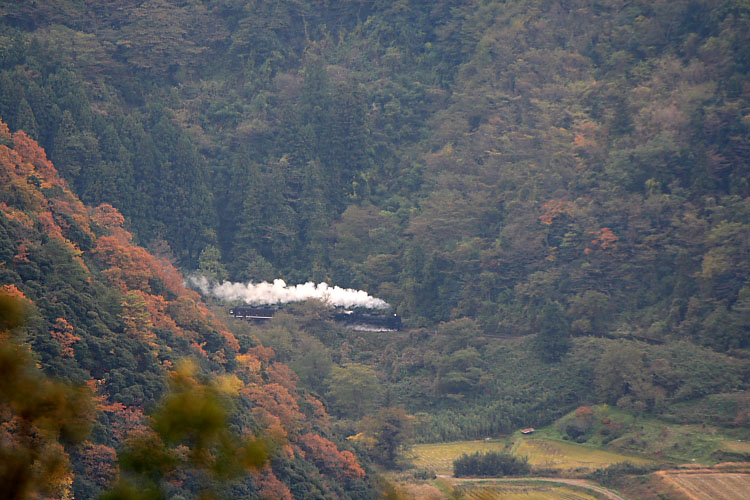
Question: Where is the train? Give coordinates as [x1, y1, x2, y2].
[228, 306, 277, 321]
[332, 309, 402, 331]
[229, 305, 402, 331]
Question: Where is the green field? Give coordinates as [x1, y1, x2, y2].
[513, 438, 653, 472]
[453, 482, 603, 500]
[407, 440, 507, 474]
[605, 423, 734, 463]
[530, 404, 750, 464]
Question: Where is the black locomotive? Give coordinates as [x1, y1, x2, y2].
[229, 305, 401, 330]
[228, 306, 276, 320]
[332, 309, 402, 330]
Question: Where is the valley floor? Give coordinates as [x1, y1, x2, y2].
[400, 431, 750, 500]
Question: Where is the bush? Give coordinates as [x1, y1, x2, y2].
[412, 469, 436, 480]
[588, 462, 658, 487]
[453, 451, 530, 477]
[565, 421, 588, 439]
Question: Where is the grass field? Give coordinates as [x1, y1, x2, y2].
[662, 472, 750, 500]
[453, 482, 603, 500]
[531, 404, 750, 464]
[513, 438, 653, 472]
[407, 440, 507, 474]
[720, 440, 750, 454]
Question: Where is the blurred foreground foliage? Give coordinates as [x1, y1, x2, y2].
[102, 359, 269, 500]
[0, 292, 94, 500]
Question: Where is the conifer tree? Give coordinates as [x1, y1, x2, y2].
[14, 97, 38, 139]
[533, 302, 571, 362]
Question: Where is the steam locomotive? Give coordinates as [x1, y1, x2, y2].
[229, 305, 402, 331]
[332, 309, 402, 331]
[228, 306, 276, 321]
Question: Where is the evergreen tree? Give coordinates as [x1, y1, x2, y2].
[15, 97, 38, 139]
[323, 81, 372, 207]
[198, 244, 228, 283]
[50, 109, 82, 180]
[25, 82, 60, 148]
[0, 72, 22, 126]
[533, 302, 571, 362]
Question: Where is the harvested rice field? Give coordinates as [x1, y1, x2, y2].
[513, 438, 653, 472]
[407, 440, 507, 475]
[454, 482, 604, 500]
[661, 472, 750, 500]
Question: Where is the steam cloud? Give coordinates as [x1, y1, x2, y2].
[189, 276, 389, 309]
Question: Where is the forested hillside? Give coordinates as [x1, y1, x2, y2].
[1, 0, 747, 346]
[0, 123, 373, 498]
[0, 0, 749, 495]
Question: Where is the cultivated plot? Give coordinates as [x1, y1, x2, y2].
[408, 440, 507, 475]
[720, 440, 750, 455]
[663, 472, 750, 500]
[514, 438, 653, 472]
[454, 482, 603, 500]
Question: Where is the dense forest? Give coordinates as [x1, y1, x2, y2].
[0, 0, 748, 498]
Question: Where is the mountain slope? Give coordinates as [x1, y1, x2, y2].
[0, 120, 372, 499]
[0, 0, 748, 465]
[0, 0, 747, 347]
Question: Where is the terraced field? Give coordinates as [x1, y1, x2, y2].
[454, 482, 603, 500]
[513, 438, 653, 472]
[407, 440, 507, 474]
[661, 472, 750, 500]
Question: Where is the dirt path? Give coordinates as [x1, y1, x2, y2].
[436, 475, 629, 500]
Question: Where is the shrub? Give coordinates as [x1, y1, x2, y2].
[588, 462, 658, 487]
[565, 421, 589, 439]
[413, 469, 436, 480]
[453, 451, 530, 477]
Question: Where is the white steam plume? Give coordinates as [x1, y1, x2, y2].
[189, 276, 389, 309]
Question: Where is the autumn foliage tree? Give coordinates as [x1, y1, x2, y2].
[298, 432, 365, 481]
[356, 407, 413, 468]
